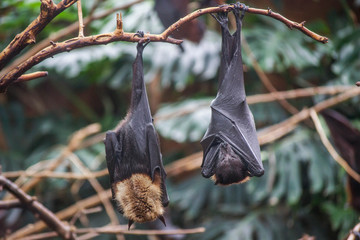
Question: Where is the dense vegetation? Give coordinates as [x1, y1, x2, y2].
[1, 0, 359, 239]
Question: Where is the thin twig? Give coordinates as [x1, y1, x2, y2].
[66, 153, 120, 229]
[19, 226, 205, 240]
[155, 85, 352, 123]
[242, 37, 299, 115]
[310, 109, 360, 183]
[258, 87, 360, 145]
[77, 0, 84, 38]
[0, 175, 76, 239]
[14, 71, 48, 83]
[347, 223, 360, 240]
[3, 123, 101, 201]
[3, 169, 108, 180]
[0, 199, 23, 209]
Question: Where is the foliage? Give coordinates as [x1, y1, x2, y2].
[1, 0, 360, 239]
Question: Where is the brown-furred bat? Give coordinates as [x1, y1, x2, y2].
[104, 35, 169, 229]
[200, 4, 264, 185]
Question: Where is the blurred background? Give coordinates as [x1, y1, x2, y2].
[1, 0, 360, 239]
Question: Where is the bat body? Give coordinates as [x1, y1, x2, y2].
[321, 109, 360, 211]
[201, 6, 264, 185]
[104, 40, 169, 228]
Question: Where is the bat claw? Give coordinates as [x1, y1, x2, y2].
[134, 30, 144, 38]
[232, 2, 248, 20]
[210, 11, 229, 29]
[128, 219, 134, 230]
[158, 215, 166, 227]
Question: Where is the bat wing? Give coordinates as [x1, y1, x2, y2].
[201, 105, 263, 177]
[105, 131, 121, 184]
[146, 124, 170, 207]
[201, 7, 263, 184]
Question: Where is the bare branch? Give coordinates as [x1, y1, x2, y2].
[0, 0, 143, 77]
[161, 5, 328, 43]
[8, 190, 112, 239]
[0, 199, 23, 209]
[14, 71, 48, 83]
[0, 175, 76, 239]
[77, 0, 84, 38]
[20, 226, 206, 239]
[242, 37, 299, 115]
[0, 0, 78, 70]
[0, 32, 181, 92]
[3, 169, 108, 180]
[310, 109, 360, 183]
[258, 87, 360, 145]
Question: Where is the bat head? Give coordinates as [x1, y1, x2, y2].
[112, 172, 165, 227]
[212, 142, 251, 185]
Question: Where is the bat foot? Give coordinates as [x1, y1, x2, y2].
[134, 30, 144, 38]
[128, 219, 134, 230]
[232, 2, 248, 20]
[158, 215, 167, 227]
[210, 11, 229, 29]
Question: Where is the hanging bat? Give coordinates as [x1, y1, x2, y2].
[321, 109, 360, 211]
[104, 34, 169, 229]
[200, 5, 264, 185]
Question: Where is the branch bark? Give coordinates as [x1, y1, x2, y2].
[0, 0, 78, 70]
[0, 175, 76, 239]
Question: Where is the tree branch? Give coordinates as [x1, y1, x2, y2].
[77, 0, 84, 38]
[310, 110, 360, 184]
[0, 3, 328, 92]
[0, 32, 181, 92]
[14, 71, 48, 83]
[20, 226, 205, 240]
[161, 5, 328, 43]
[0, 175, 76, 239]
[0, 199, 23, 209]
[0, 0, 143, 77]
[0, 0, 78, 70]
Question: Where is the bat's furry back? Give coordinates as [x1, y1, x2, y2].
[113, 173, 164, 223]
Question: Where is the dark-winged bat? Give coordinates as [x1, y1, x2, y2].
[104, 36, 169, 229]
[200, 5, 264, 185]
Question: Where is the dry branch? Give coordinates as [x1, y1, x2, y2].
[7, 190, 112, 239]
[310, 109, 360, 183]
[0, 3, 328, 92]
[0, 199, 23, 209]
[14, 71, 48, 83]
[0, 0, 143, 76]
[0, 175, 75, 239]
[161, 4, 328, 43]
[258, 87, 360, 145]
[0, 0, 78, 70]
[3, 169, 108, 180]
[0, 32, 181, 92]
